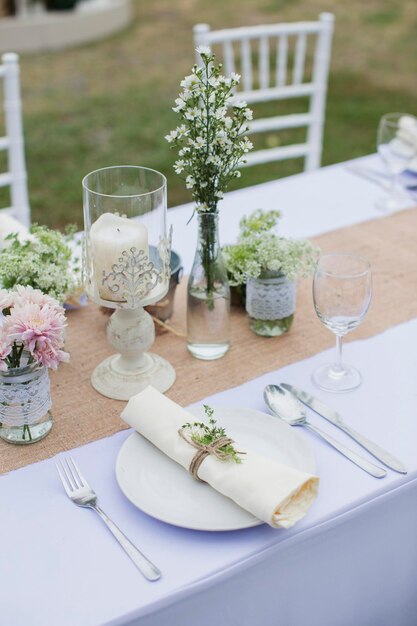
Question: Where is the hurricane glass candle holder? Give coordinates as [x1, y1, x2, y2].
[82, 165, 175, 400]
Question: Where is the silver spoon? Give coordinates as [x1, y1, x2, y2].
[264, 384, 387, 478]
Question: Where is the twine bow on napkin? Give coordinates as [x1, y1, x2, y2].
[178, 428, 241, 481]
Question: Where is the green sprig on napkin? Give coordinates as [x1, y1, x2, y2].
[181, 405, 244, 464]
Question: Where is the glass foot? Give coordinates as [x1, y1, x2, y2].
[312, 363, 362, 393]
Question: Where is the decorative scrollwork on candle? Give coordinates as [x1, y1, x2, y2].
[102, 247, 162, 308]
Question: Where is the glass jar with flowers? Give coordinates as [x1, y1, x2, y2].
[223, 209, 318, 336]
[166, 47, 253, 359]
[0, 286, 69, 444]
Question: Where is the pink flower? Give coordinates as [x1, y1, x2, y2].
[33, 345, 70, 370]
[14, 285, 61, 311]
[5, 303, 67, 367]
[0, 289, 14, 312]
[0, 334, 12, 371]
[0, 289, 69, 371]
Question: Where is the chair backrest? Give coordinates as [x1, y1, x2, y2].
[193, 13, 334, 171]
[0, 52, 30, 227]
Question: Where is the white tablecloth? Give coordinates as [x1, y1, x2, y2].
[2, 320, 417, 626]
[1, 156, 416, 626]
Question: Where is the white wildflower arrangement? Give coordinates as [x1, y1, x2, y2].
[166, 47, 253, 213]
[0, 225, 80, 304]
[223, 209, 319, 286]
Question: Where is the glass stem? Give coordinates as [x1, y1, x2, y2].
[334, 335, 344, 373]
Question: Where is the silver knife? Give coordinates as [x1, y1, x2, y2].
[281, 383, 407, 474]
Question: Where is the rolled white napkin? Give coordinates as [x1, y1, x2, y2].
[121, 386, 319, 529]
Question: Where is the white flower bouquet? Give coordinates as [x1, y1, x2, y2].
[166, 47, 253, 216]
[166, 48, 254, 317]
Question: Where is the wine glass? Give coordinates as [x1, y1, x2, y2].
[312, 253, 372, 393]
[376, 112, 417, 211]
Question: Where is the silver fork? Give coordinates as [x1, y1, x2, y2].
[56, 456, 161, 581]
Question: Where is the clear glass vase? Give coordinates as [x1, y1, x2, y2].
[246, 273, 296, 337]
[187, 212, 231, 360]
[0, 361, 52, 444]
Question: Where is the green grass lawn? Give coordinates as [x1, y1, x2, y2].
[5, 0, 417, 229]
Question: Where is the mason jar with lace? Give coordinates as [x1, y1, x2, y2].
[0, 359, 52, 444]
[245, 271, 296, 337]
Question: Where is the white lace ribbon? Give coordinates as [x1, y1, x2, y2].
[0, 367, 51, 427]
[246, 275, 296, 320]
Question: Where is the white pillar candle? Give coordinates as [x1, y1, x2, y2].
[90, 212, 149, 302]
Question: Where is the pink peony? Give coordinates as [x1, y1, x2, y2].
[5, 302, 66, 361]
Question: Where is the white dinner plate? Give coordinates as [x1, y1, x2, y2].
[115, 406, 316, 532]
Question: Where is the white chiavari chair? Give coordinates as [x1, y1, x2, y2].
[193, 14, 334, 172]
[0, 52, 30, 228]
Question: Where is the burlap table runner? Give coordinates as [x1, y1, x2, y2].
[2, 207, 417, 474]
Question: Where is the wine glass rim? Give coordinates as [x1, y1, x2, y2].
[82, 165, 167, 198]
[316, 253, 371, 278]
[380, 112, 417, 127]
